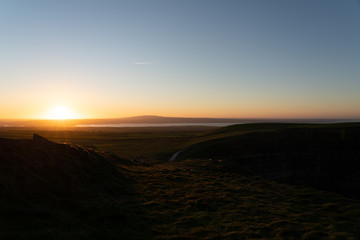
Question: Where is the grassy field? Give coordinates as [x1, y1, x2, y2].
[2, 123, 356, 162]
[0, 123, 316, 161]
[1, 124, 360, 239]
[0, 126, 214, 162]
[130, 160, 360, 240]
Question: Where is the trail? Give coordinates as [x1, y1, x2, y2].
[169, 150, 183, 161]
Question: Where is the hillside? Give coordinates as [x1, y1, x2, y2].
[0, 134, 151, 239]
[1, 130, 360, 239]
[0, 134, 130, 194]
[177, 123, 360, 198]
[133, 160, 360, 240]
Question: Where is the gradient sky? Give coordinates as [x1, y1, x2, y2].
[1, 0, 359, 119]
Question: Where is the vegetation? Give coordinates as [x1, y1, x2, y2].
[0, 126, 213, 162]
[133, 160, 360, 240]
[177, 123, 360, 198]
[0, 135, 151, 240]
[0, 123, 360, 239]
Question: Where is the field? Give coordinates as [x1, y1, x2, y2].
[1, 124, 360, 239]
[132, 160, 360, 239]
[0, 126, 214, 162]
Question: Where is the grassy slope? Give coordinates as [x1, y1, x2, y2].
[2, 158, 359, 240]
[0, 137, 152, 240]
[1, 124, 360, 239]
[176, 123, 360, 199]
[178, 122, 360, 161]
[132, 160, 360, 240]
[0, 126, 213, 162]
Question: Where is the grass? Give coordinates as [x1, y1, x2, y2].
[1, 124, 360, 239]
[130, 159, 360, 239]
[0, 126, 213, 162]
[0, 191, 153, 240]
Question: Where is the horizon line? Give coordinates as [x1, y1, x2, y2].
[1, 115, 360, 121]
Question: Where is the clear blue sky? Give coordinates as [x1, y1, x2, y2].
[1, 0, 359, 119]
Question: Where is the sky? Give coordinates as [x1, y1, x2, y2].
[1, 0, 359, 119]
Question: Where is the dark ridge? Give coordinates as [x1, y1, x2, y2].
[179, 124, 360, 198]
[32, 133, 57, 146]
[0, 135, 128, 195]
[0, 135, 153, 239]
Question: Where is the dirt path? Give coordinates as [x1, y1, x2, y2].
[168, 150, 183, 161]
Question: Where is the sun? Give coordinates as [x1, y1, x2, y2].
[45, 105, 78, 120]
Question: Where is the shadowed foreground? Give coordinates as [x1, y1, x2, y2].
[0, 134, 151, 240]
[0, 132, 359, 239]
[132, 160, 360, 240]
[178, 125, 360, 199]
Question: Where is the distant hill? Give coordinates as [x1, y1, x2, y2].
[177, 123, 360, 198]
[1, 115, 359, 127]
[0, 115, 244, 127]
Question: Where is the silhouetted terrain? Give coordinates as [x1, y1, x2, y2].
[1, 115, 358, 127]
[0, 134, 129, 194]
[0, 134, 151, 239]
[178, 124, 360, 198]
[1, 125, 360, 239]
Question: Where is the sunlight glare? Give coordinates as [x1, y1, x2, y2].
[45, 105, 78, 120]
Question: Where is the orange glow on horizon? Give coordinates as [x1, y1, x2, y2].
[43, 105, 80, 120]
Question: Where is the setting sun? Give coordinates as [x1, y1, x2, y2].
[45, 105, 78, 120]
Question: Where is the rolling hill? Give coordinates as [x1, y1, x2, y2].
[177, 123, 360, 198]
[1, 126, 360, 239]
[0, 134, 151, 239]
